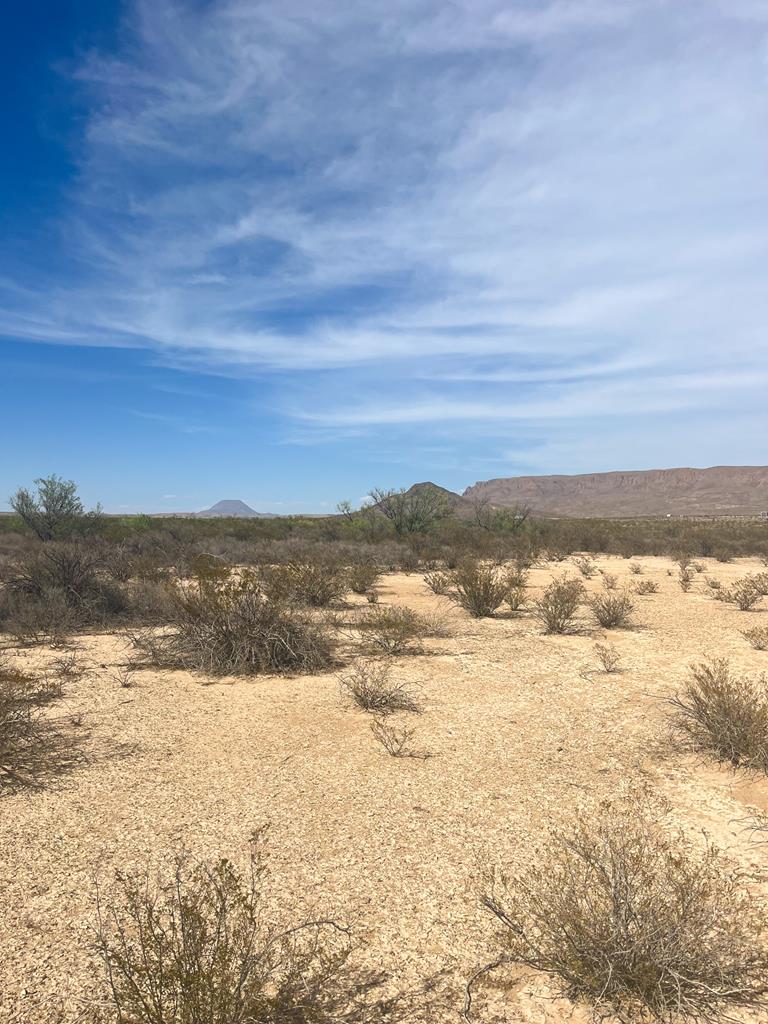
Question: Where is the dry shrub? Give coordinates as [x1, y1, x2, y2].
[600, 572, 618, 591]
[339, 660, 421, 715]
[473, 791, 768, 1023]
[423, 569, 451, 596]
[594, 642, 620, 673]
[533, 576, 584, 634]
[446, 562, 509, 618]
[742, 625, 768, 651]
[713, 577, 762, 611]
[131, 576, 334, 676]
[370, 718, 429, 759]
[504, 572, 528, 612]
[94, 833, 397, 1024]
[678, 568, 694, 592]
[669, 658, 768, 771]
[633, 579, 658, 595]
[355, 605, 437, 655]
[573, 555, 597, 578]
[629, 562, 642, 575]
[0, 653, 74, 791]
[346, 562, 381, 595]
[259, 562, 347, 607]
[588, 590, 634, 629]
[750, 571, 768, 596]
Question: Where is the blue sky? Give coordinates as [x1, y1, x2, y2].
[1, 0, 767, 513]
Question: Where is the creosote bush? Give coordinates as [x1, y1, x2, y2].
[633, 579, 658, 595]
[572, 555, 597, 578]
[355, 605, 440, 655]
[0, 653, 69, 790]
[445, 561, 510, 618]
[533, 576, 584, 634]
[473, 791, 768, 1023]
[259, 562, 348, 607]
[712, 576, 763, 611]
[594, 642, 620, 673]
[588, 590, 634, 629]
[94, 833, 392, 1024]
[669, 658, 768, 771]
[423, 569, 451, 596]
[742, 625, 768, 651]
[131, 574, 335, 676]
[339, 660, 421, 715]
[346, 562, 381, 595]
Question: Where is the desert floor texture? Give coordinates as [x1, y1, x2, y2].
[2, 555, 768, 1023]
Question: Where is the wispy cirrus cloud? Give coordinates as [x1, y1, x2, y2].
[2, 0, 768, 474]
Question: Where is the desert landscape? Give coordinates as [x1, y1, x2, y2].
[3, 483, 768, 1022]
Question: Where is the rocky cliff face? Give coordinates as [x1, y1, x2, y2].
[463, 466, 768, 517]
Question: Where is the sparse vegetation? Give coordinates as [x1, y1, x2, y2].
[259, 561, 348, 607]
[594, 642, 621, 672]
[346, 562, 381, 595]
[130, 574, 335, 675]
[533, 576, 584, 634]
[0, 653, 71, 790]
[669, 658, 768, 771]
[573, 555, 597, 578]
[712, 576, 763, 610]
[339, 660, 421, 714]
[742, 625, 768, 651]
[445, 562, 509, 618]
[370, 718, 429, 758]
[473, 791, 768, 1022]
[633, 579, 658, 595]
[588, 590, 634, 629]
[355, 605, 439, 655]
[94, 834, 386, 1024]
[423, 569, 452, 596]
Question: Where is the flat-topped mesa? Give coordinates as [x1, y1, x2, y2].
[462, 466, 768, 518]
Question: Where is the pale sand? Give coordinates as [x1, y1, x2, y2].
[2, 555, 768, 1022]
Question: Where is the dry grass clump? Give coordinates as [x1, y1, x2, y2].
[472, 791, 768, 1023]
[533, 576, 584, 634]
[742, 625, 768, 651]
[131, 576, 335, 676]
[588, 590, 635, 629]
[339, 660, 421, 715]
[633, 579, 658, 595]
[669, 658, 768, 771]
[594, 642, 621, 673]
[94, 833, 393, 1024]
[370, 718, 429, 759]
[600, 572, 618, 591]
[355, 605, 440, 655]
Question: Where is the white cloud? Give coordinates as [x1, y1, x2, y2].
[2, 0, 767, 470]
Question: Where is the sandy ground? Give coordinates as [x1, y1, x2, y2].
[2, 555, 768, 1023]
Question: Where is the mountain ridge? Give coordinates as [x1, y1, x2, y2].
[462, 465, 768, 518]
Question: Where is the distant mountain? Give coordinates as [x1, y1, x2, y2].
[195, 499, 275, 519]
[463, 466, 768, 518]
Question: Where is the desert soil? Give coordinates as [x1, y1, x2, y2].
[2, 556, 768, 1023]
